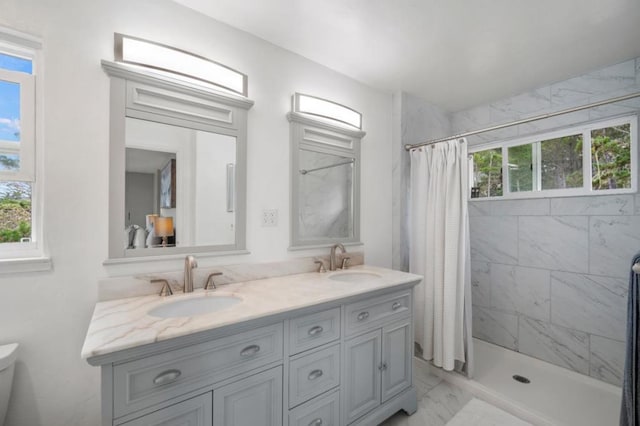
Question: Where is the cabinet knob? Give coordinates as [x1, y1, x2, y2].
[308, 325, 324, 336]
[152, 369, 181, 385]
[308, 419, 323, 426]
[357, 311, 369, 321]
[308, 369, 324, 381]
[378, 362, 388, 371]
[392, 302, 402, 311]
[240, 344, 261, 357]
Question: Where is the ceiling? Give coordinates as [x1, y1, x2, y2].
[174, 0, 640, 112]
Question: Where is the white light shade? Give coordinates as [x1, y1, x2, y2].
[294, 93, 362, 129]
[115, 34, 247, 96]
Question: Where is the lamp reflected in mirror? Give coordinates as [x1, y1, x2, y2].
[154, 216, 174, 247]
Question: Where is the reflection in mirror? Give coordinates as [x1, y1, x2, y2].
[289, 107, 365, 248]
[124, 118, 236, 251]
[298, 149, 354, 240]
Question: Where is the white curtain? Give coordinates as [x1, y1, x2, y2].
[409, 139, 473, 373]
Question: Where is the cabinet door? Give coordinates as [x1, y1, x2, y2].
[122, 392, 211, 426]
[343, 329, 381, 424]
[213, 366, 282, 426]
[381, 320, 412, 402]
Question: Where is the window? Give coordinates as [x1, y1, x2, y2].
[470, 147, 502, 197]
[0, 27, 43, 263]
[469, 116, 637, 199]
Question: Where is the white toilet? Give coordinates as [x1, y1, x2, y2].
[0, 343, 18, 426]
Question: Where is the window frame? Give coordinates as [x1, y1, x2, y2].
[469, 115, 638, 201]
[0, 26, 46, 266]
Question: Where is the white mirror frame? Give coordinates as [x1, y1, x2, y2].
[102, 60, 254, 261]
[288, 111, 366, 249]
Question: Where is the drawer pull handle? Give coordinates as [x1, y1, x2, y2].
[308, 369, 324, 381]
[357, 311, 369, 321]
[152, 369, 181, 386]
[309, 419, 323, 426]
[392, 302, 402, 311]
[240, 344, 261, 357]
[308, 325, 324, 336]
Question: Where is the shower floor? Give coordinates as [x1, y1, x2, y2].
[427, 338, 622, 426]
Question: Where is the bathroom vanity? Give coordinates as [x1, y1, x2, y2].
[82, 266, 421, 426]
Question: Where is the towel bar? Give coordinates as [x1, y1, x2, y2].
[633, 262, 640, 274]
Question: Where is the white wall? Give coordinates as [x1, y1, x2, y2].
[194, 132, 235, 245]
[0, 1, 393, 425]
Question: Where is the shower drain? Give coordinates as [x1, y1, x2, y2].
[512, 374, 531, 384]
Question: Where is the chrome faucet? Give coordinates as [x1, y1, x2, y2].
[183, 255, 198, 292]
[329, 243, 346, 271]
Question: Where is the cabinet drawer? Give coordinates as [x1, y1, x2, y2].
[345, 290, 411, 336]
[121, 392, 212, 426]
[113, 323, 283, 418]
[289, 307, 340, 355]
[289, 344, 340, 408]
[289, 390, 340, 426]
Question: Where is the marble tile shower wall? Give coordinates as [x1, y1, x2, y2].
[450, 58, 640, 385]
[469, 196, 638, 386]
[450, 57, 640, 387]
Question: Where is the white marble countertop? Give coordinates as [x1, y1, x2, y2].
[81, 265, 422, 360]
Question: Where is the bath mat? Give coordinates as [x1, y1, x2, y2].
[446, 398, 532, 426]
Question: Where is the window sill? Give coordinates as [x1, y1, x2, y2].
[0, 256, 52, 274]
[469, 187, 636, 202]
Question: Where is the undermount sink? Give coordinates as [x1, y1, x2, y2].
[148, 295, 242, 318]
[328, 271, 382, 282]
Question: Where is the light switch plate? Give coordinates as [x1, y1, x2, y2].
[262, 209, 278, 227]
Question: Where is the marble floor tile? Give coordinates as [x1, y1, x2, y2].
[413, 359, 443, 398]
[381, 381, 473, 426]
[446, 398, 532, 426]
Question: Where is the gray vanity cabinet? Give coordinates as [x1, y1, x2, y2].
[93, 285, 417, 426]
[342, 290, 413, 425]
[213, 366, 282, 426]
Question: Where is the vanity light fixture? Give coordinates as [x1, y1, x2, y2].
[293, 93, 362, 129]
[114, 33, 248, 96]
[154, 216, 174, 248]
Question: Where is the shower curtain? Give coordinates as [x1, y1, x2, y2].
[409, 139, 473, 375]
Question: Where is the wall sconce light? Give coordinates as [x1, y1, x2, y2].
[114, 33, 248, 96]
[293, 93, 362, 129]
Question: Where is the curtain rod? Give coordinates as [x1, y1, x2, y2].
[404, 91, 640, 151]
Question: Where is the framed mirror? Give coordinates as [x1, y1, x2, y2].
[103, 59, 253, 260]
[288, 95, 366, 248]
